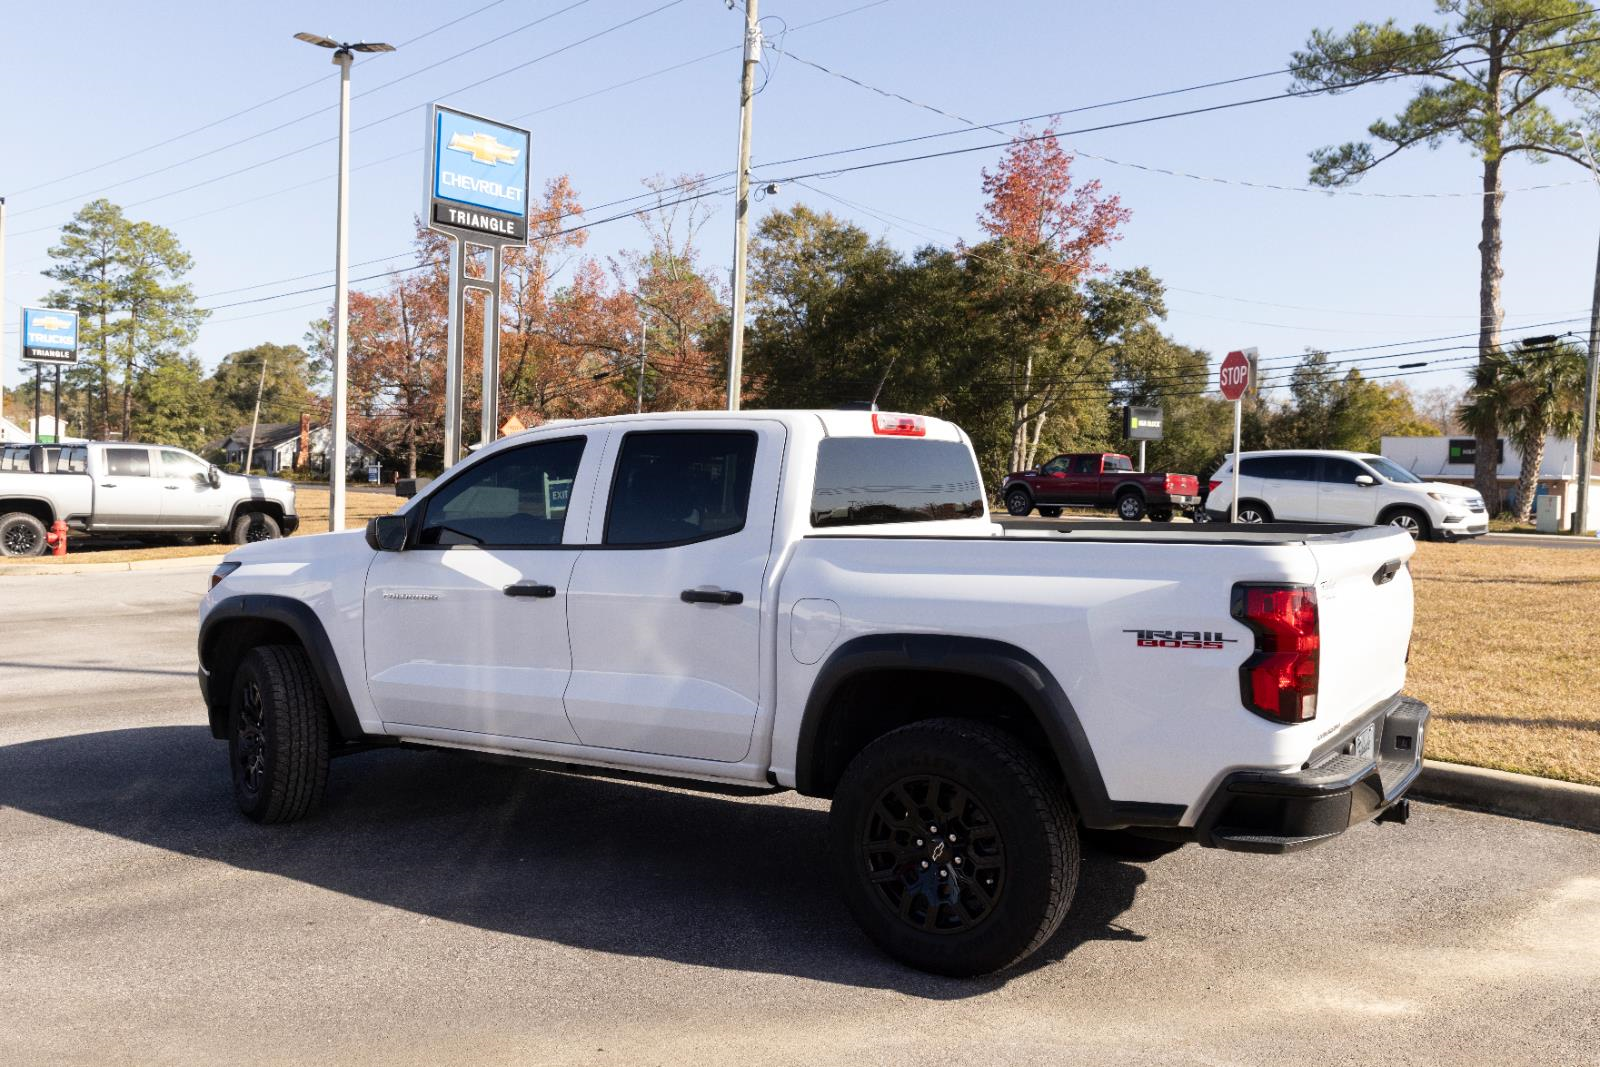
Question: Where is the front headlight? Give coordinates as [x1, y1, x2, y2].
[210, 561, 241, 589]
[1426, 491, 1447, 502]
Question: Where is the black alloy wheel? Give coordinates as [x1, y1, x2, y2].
[235, 678, 269, 805]
[1, 514, 46, 557]
[861, 774, 1007, 935]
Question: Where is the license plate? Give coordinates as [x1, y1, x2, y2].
[1353, 724, 1376, 761]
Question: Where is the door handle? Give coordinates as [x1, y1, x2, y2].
[681, 588, 743, 606]
[100, 483, 116, 488]
[503, 582, 557, 598]
[164, 485, 181, 490]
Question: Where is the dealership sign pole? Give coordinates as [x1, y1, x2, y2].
[1219, 350, 1251, 523]
[425, 104, 531, 467]
[20, 307, 79, 443]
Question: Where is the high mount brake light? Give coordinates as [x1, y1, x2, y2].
[1231, 583, 1319, 723]
[871, 413, 926, 437]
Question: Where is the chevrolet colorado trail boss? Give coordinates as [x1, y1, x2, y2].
[0, 441, 297, 555]
[1001, 452, 1200, 521]
[198, 410, 1429, 975]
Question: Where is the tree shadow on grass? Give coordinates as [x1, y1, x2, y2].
[0, 725, 1151, 998]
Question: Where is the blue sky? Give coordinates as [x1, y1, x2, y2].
[3, 0, 1597, 407]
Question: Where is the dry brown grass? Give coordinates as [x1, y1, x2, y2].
[1406, 541, 1600, 786]
[0, 488, 404, 567]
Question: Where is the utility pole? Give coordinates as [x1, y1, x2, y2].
[725, 0, 760, 412]
[244, 361, 267, 474]
[636, 309, 648, 414]
[1577, 232, 1599, 534]
[1576, 138, 1600, 534]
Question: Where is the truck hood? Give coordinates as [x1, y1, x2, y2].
[1417, 481, 1481, 503]
[224, 527, 366, 565]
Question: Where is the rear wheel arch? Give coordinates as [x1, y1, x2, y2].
[228, 499, 286, 529]
[200, 596, 366, 745]
[794, 634, 1125, 827]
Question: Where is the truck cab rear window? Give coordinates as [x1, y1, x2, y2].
[811, 438, 984, 527]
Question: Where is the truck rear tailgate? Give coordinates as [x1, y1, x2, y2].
[1307, 528, 1416, 742]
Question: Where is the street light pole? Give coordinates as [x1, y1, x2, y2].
[329, 46, 352, 531]
[295, 31, 394, 530]
[725, 0, 760, 412]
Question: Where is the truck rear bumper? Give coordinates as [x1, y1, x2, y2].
[1191, 695, 1430, 854]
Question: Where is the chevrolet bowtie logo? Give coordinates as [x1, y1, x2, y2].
[447, 131, 520, 166]
[33, 315, 72, 330]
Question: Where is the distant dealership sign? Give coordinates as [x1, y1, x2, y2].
[426, 105, 531, 242]
[1448, 437, 1504, 466]
[20, 306, 79, 365]
[1122, 405, 1163, 441]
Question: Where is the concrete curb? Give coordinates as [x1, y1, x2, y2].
[0, 554, 224, 576]
[1413, 759, 1600, 833]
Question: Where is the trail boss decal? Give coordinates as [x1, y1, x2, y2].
[1124, 629, 1238, 650]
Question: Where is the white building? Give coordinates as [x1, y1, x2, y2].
[0, 414, 29, 442]
[1381, 434, 1599, 528]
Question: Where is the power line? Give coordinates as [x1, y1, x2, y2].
[6, 0, 689, 233]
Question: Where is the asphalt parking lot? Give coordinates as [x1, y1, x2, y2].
[2, 566, 1598, 1066]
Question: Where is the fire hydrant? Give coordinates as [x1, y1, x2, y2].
[45, 519, 69, 557]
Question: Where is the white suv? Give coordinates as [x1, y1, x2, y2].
[1206, 449, 1488, 541]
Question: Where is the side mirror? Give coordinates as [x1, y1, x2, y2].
[366, 514, 409, 552]
[207, 465, 223, 489]
[1354, 474, 1376, 487]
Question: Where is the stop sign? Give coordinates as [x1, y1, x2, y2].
[1219, 350, 1251, 401]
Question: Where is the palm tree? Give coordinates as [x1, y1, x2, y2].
[1458, 341, 1589, 522]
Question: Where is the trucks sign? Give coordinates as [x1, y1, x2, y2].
[20, 307, 80, 365]
[426, 105, 531, 242]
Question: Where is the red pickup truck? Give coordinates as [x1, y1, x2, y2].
[1001, 452, 1201, 521]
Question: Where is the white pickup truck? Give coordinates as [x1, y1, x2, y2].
[0, 441, 298, 555]
[197, 410, 1429, 975]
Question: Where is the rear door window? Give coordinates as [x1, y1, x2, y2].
[1103, 455, 1133, 472]
[811, 437, 984, 527]
[106, 448, 152, 477]
[606, 431, 758, 545]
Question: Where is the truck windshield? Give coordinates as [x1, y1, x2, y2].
[811, 438, 984, 527]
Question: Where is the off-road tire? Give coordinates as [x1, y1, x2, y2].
[0, 512, 48, 557]
[229, 645, 330, 824]
[230, 510, 282, 545]
[1004, 488, 1033, 517]
[829, 718, 1079, 976]
[1115, 492, 1146, 522]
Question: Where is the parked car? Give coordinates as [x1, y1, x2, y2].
[198, 410, 1427, 976]
[0, 441, 298, 556]
[1001, 452, 1201, 521]
[1204, 449, 1488, 541]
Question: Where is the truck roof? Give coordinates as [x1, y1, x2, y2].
[498, 409, 969, 444]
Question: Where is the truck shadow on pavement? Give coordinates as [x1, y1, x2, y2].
[0, 725, 1150, 997]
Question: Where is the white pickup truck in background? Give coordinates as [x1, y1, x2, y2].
[197, 409, 1429, 975]
[0, 441, 298, 555]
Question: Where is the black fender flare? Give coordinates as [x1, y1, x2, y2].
[1112, 481, 1147, 501]
[198, 594, 367, 744]
[794, 633, 1183, 830]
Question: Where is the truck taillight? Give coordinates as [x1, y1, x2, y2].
[871, 413, 925, 437]
[1231, 584, 1318, 723]
[1208, 480, 1222, 493]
